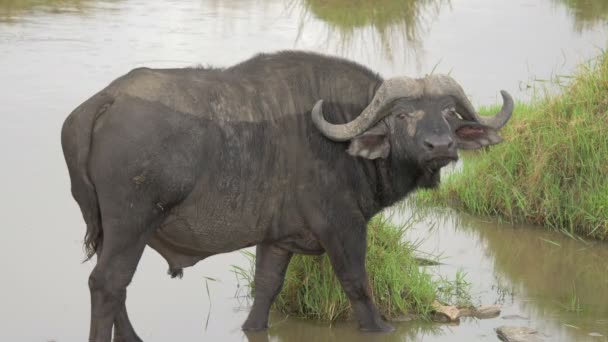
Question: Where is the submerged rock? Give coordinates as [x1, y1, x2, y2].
[496, 326, 544, 342]
[502, 314, 530, 321]
[414, 257, 441, 266]
[457, 304, 502, 319]
[457, 307, 475, 317]
[392, 313, 417, 322]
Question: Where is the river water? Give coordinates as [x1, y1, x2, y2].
[0, 0, 607, 341]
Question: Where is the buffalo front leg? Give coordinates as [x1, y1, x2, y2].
[242, 244, 292, 331]
[319, 221, 394, 332]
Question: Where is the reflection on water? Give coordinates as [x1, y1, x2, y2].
[0, 0, 117, 20]
[395, 205, 608, 342]
[554, 0, 608, 31]
[245, 207, 608, 342]
[304, 0, 444, 34]
[245, 316, 444, 342]
[1, 0, 607, 341]
[300, 0, 448, 61]
[459, 215, 608, 338]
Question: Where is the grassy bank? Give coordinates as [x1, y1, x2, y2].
[234, 215, 469, 321]
[418, 53, 608, 239]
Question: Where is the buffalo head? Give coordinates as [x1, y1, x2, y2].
[312, 75, 513, 173]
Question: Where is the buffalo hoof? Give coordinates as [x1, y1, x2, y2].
[242, 322, 269, 332]
[359, 320, 395, 333]
[113, 335, 143, 342]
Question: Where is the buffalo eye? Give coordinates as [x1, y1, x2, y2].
[397, 111, 419, 119]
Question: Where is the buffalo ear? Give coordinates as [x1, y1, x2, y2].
[454, 122, 503, 150]
[347, 124, 390, 159]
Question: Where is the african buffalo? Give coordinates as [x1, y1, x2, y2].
[61, 51, 513, 341]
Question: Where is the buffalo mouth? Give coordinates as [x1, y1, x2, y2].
[424, 155, 458, 171]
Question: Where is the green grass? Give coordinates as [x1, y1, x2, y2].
[558, 283, 583, 313]
[234, 214, 469, 321]
[435, 269, 473, 308]
[417, 52, 608, 239]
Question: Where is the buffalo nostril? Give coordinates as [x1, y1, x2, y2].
[424, 136, 453, 151]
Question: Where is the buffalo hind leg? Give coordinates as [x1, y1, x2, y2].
[88, 220, 152, 342]
[319, 220, 394, 332]
[113, 301, 142, 342]
[242, 243, 292, 331]
[92, 249, 143, 342]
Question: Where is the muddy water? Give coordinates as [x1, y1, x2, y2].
[0, 0, 607, 341]
[392, 206, 608, 341]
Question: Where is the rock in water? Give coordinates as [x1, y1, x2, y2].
[457, 304, 502, 319]
[431, 301, 460, 323]
[496, 326, 544, 342]
[474, 305, 501, 319]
